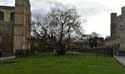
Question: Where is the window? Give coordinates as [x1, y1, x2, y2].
[0, 11, 4, 21]
[0, 36, 2, 44]
[10, 12, 14, 21]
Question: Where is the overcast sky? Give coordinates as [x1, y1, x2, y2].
[0, 0, 125, 37]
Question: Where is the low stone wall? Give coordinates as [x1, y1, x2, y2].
[116, 50, 125, 56]
[0, 56, 16, 61]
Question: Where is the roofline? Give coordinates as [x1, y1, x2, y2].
[0, 5, 15, 10]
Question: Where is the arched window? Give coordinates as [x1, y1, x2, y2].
[10, 12, 14, 21]
[0, 11, 4, 21]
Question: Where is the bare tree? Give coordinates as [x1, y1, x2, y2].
[32, 7, 83, 55]
[46, 8, 83, 55]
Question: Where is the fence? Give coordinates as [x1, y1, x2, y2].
[68, 47, 114, 56]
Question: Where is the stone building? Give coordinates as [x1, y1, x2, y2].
[0, 0, 31, 57]
[106, 6, 125, 56]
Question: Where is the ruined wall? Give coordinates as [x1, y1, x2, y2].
[0, 0, 31, 56]
[119, 7, 125, 51]
[111, 13, 120, 40]
[0, 6, 14, 56]
[109, 6, 125, 55]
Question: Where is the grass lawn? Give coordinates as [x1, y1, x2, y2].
[0, 55, 125, 74]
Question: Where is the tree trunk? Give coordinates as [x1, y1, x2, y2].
[56, 23, 67, 55]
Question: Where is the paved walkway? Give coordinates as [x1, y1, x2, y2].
[114, 56, 125, 66]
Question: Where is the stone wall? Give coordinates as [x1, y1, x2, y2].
[109, 6, 125, 55]
[0, 6, 14, 56]
[14, 0, 31, 54]
[0, 0, 31, 56]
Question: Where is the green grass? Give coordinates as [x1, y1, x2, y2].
[0, 55, 125, 74]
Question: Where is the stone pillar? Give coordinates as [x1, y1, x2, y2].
[13, 0, 31, 55]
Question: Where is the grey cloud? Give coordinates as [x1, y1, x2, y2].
[31, 0, 67, 21]
[0, 0, 111, 18]
[0, 0, 15, 6]
[30, 0, 112, 19]
[75, 1, 111, 17]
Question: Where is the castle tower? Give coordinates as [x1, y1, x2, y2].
[14, 0, 31, 54]
[122, 6, 125, 16]
[119, 6, 125, 52]
[111, 13, 118, 39]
